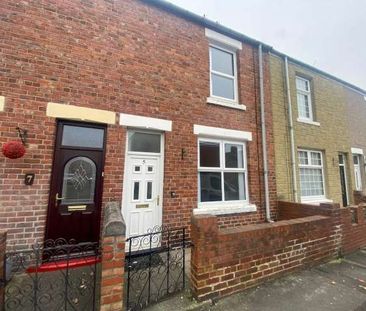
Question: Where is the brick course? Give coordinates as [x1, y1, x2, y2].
[0, 0, 276, 248]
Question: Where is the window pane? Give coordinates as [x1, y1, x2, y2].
[298, 151, 308, 165]
[338, 154, 344, 165]
[200, 172, 222, 202]
[353, 155, 359, 165]
[224, 172, 245, 201]
[146, 181, 152, 200]
[299, 168, 324, 197]
[129, 132, 161, 153]
[296, 77, 309, 91]
[200, 141, 220, 167]
[133, 181, 140, 201]
[225, 144, 243, 168]
[212, 74, 235, 100]
[62, 125, 104, 148]
[62, 157, 96, 204]
[311, 152, 322, 166]
[297, 93, 310, 119]
[210, 47, 234, 76]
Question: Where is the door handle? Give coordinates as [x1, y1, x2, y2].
[55, 192, 65, 205]
[156, 195, 160, 206]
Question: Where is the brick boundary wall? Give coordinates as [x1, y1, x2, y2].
[100, 202, 125, 311]
[0, 231, 6, 311]
[278, 200, 366, 255]
[190, 212, 339, 302]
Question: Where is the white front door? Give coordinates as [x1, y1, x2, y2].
[122, 130, 163, 246]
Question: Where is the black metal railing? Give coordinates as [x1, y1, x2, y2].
[4, 239, 101, 311]
[125, 227, 186, 311]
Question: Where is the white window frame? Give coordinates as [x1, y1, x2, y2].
[353, 154, 362, 191]
[296, 76, 314, 122]
[209, 44, 239, 104]
[205, 28, 245, 110]
[298, 149, 327, 203]
[196, 137, 255, 215]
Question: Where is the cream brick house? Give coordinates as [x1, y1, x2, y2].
[270, 52, 366, 206]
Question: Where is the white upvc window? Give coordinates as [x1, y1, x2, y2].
[296, 77, 313, 121]
[353, 154, 362, 191]
[209, 45, 238, 103]
[298, 149, 326, 202]
[198, 138, 249, 206]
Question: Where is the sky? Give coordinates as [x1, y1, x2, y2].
[168, 0, 366, 90]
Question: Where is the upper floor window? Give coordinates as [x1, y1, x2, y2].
[205, 28, 245, 110]
[296, 77, 313, 121]
[209, 46, 238, 102]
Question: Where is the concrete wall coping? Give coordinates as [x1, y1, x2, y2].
[103, 202, 126, 237]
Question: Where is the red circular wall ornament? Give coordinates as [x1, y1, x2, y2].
[2, 141, 26, 159]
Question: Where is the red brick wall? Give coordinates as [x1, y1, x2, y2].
[278, 200, 366, 255]
[191, 213, 339, 301]
[0, 0, 276, 248]
[340, 205, 366, 254]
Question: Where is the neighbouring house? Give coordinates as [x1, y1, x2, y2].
[345, 87, 366, 203]
[270, 52, 366, 207]
[0, 0, 277, 250]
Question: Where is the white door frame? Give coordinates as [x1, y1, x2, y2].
[121, 129, 164, 239]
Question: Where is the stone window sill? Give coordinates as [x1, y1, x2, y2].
[207, 97, 246, 111]
[297, 118, 320, 126]
[193, 203, 257, 216]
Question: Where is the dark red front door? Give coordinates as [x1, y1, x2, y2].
[45, 120, 106, 243]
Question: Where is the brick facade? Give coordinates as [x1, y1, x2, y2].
[0, 0, 276, 248]
[270, 54, 355, 205]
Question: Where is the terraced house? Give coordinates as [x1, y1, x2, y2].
[1, 0, 366, 310]
[270, 53, 366, 207]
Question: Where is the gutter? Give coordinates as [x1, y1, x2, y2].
[284, 56, 298, 202]
[258, 44, 272, 222]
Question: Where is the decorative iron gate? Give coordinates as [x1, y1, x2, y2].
[126, 227, 187, 311]
[3, 239, 101, 311]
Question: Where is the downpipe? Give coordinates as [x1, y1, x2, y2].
[258, 44, 273, 223]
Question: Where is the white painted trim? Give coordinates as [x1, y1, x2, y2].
[193, 203, 256, 216]
[119, 113, 172, 132]
[0, 96, 5, 112]
[297, 118, 320, 126]
[351, 147, 364, 155]
[205, 28, 242, 50]
[193, 124, 252, 141]
[207, 97, 246, 110]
